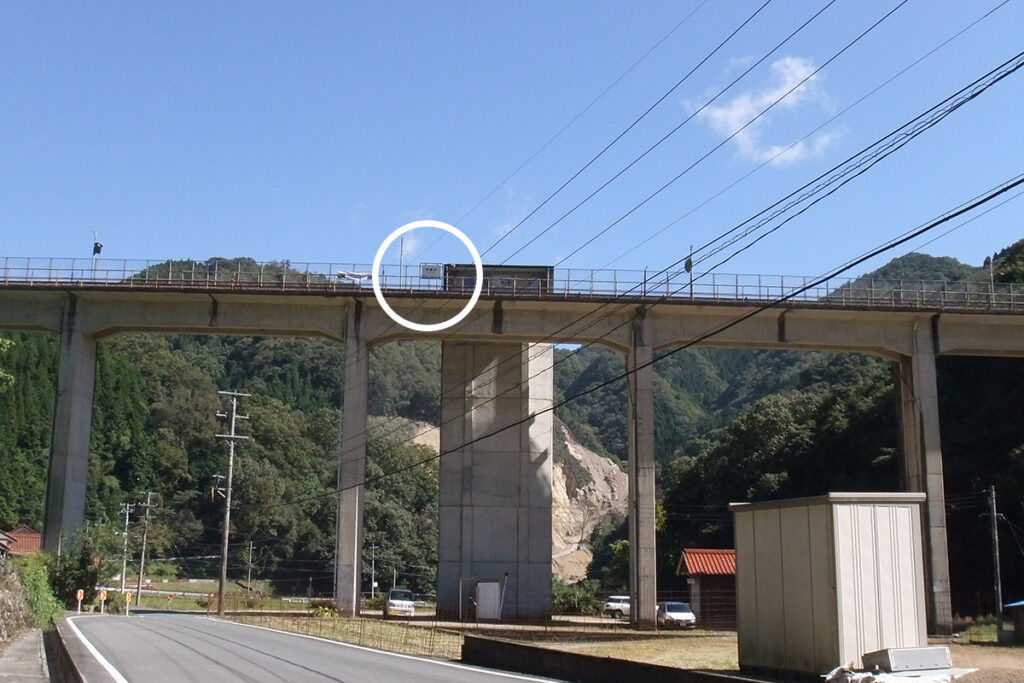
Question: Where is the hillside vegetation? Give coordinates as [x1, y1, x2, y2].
[2, 240, 1024, 611]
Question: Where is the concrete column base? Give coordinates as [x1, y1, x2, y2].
[627, 312, 657, 631]
[335, 307, 367, 617]
[896, 320, 952, 635]
[438, 342, 553, 621]
[43, 294, 96, 553]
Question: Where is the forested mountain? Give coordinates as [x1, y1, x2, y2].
[2, 242, 1024, 612]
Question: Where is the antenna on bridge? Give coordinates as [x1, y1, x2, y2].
[215, 390, 251, 618]
[91, 230, 103, 274]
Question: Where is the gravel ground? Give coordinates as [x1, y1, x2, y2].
[957, 670, 1024, 683]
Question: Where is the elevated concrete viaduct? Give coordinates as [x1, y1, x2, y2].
[4, 286, 1024, 633]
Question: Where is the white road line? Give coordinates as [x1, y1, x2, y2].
[66, 617, 130, 683]
[204, 617, 557, 681]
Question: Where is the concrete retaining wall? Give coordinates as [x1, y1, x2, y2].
[45, 620, 85, 683]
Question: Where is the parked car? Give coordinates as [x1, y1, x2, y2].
[385, 587, 415, 619]
[603, 595, 631, 619]
[656, 601, 696, 629]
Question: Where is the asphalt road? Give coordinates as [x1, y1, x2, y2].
[64, 612, 561, 683]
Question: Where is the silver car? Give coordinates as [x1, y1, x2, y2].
[656, 601, 696, 629]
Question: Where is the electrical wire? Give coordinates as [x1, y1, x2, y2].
[480, 0, 776, 258]
[271, 170, 1024, 507]
[496, 0, 843, 263]
[411, 0, 711, 263]
[601, 0, 1013, 269]
[333, 46, 1024, 489]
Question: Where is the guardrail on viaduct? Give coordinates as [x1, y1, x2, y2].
[2, 256, 1022, 312]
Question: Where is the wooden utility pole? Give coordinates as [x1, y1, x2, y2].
[119, 502, 134, 593]
[135, 491, 158, 604]
[990, 485, 1003, 631]
[216, 391, 250, 617]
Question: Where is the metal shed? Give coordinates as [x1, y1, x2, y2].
[729, 493, 928, 676]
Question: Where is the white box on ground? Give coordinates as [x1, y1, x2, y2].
[861, 646, 952, 672]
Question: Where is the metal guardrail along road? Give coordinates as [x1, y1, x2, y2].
[2, 256, 1022, 312]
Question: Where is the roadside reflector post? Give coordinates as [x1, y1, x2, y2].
[124, 591, 132, 616]
[100, 590, 107, 614]
[76, 589, 84, 614]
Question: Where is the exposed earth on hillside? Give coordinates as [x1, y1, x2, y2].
[551, 418, 628, 582]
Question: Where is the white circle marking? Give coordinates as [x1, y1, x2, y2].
[371, 220, 484, 332]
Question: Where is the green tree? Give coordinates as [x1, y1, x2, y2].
[362, 437, 439, 595]
[49, 525, 121, 607]
[0, 338, 13, 395]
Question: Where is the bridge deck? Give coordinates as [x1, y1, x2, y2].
[2, 256, 1022, 313]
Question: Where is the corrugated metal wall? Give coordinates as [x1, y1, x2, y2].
[733, 494, 927, 675]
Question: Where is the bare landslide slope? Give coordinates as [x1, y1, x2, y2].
[551, 417, 628, 583]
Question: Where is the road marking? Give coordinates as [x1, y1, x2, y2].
[205, 616, 555, 681]
[66, 617, 130, 683]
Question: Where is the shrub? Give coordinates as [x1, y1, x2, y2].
[551, 577, 602, 616]
[363, 593, 386, 611]
[313, 604, 338, 618]
[12, 553, 63, 628]
[49, 525, 121, 607]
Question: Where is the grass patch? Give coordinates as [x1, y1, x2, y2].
[539, 631, 739, 670]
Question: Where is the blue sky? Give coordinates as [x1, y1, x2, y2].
[3, 1, 1023, 281]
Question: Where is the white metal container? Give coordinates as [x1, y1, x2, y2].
[730, 493, 928, 675]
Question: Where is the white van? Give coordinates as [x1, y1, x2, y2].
[385, 587, 415, 619]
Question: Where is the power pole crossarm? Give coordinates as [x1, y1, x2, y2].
[216, 390, 251, 618]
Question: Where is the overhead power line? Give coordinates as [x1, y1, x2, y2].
[543, 0, 909, 268]
[411, 0, 711, 263]
[335, 45, 1024, 486]
[329, 0, 845, 447]
[479, 0, 778, 259]
[602, 0, 1013, 269]
[357, 2, 1014, 451]
[276, 170, 1024, 506]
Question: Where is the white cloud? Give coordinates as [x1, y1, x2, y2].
[493, 220, 517, 238]
[696, 56, 840, 166]
[399, 233, 421, 260]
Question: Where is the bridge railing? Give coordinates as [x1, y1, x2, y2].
[1, 257, 1022, 312]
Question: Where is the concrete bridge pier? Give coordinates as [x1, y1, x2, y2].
[437, 341, 553, 620]
[896, 319, 952, 635]
[335, 308, 368, 617]
[43, 295, 96, 553]
[627, 312, 657, 631]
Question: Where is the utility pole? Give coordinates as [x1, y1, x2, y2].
[216, 390, 250, 617]
[135, 492, 158, 604]
[119, 503, 135, 593]
[399, 236, 405, 285]
[990, 485, 1004, 632]
[370, 541, 376, 599]
[247, 540, 254, 594]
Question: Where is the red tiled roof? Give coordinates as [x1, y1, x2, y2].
[6, 524, 41, 556]
[678, 548, 736, 576]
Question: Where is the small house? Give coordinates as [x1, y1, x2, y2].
[5, 524, 41, 556]
[676, 548, 736, 627]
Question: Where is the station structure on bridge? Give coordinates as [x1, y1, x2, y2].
[3, 257, 1024, 632]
